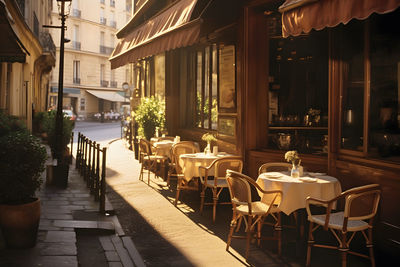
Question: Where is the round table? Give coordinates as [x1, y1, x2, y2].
[153, 140, 174, 158]
[256, 172, 342, 215]
[179, 152, 231, 181]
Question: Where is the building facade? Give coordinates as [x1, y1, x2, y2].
[49, 0, 132, 120]
[111, 0, 400, 260]
[0, 0, 56, 130]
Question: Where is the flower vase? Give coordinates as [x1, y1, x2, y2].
[204, 142, 211, 154]
[291, 164, 300, 178]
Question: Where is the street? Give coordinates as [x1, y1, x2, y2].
[73, 121, 123, 145]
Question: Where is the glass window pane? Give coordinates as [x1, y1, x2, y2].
[340, 21, 364, 151]
[211, 44, 218, 130]
[196, 51, 203, 127]
[369, 11, 400, 161]
[204, 47, 210, 128]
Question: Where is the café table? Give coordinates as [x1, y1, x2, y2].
[152, 140, 175, 158]
[179, 152, 232, 182]
[256, 171, 342, 215]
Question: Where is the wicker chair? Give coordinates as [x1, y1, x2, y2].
[225, 170, 282, 259]
[305, 184, 381, 267]
[258, 162, 292, 174]
[170, 141, 200, 206]
[198, 156, 243, 222]
[139, 139, 168, 185]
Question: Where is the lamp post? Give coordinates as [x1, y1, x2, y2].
[54, 0, 71, 164]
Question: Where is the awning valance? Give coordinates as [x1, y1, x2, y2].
[86, 90, 127, 102]
[109, 0, 200, 69]
[280, 0, 400, 37]
[0, 1, 28, 63]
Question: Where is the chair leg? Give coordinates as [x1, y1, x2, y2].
[276, 212, 282, 256]
[367, 228, 376, 267]
[340, 232, 348, 267]
[245, 216, 253, 259]
[212, 188, 217, 222]
[139, 163, 143, 181]
[306, 222, 314, 267]
[174, 178, 181, 206]
[226, 213, 237, 251]
[200, 187, 205, 214]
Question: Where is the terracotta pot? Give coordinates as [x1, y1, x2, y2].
[0, 198, 40, 248]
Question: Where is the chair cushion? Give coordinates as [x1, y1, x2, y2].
[310, 211, 369, 231]
[236, 201, 280, 215]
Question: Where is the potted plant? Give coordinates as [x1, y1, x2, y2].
[135, 96, 165, 140]
[43, 110, 74, 187]
[0, 112, 47, 248]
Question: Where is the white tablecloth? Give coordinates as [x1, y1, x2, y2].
[256, 172, 342, 215]
[179, 152, 231, 181]
[153, 140, 174, 158]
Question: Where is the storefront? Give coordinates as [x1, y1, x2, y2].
[243, 0, 400, 255]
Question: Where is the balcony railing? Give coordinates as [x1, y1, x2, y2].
[100, 17, 107, 25]
[39, 32, 56, 58]
[110, 81, 117, 88]
[110, 20, 117, 28]
[73, 78, 81, 84]
[101, 80, 109, 87]
[100, 0, 105, 4]
[100, 45, 114, 55]
[72, 9, 81, 18]
[72, 41, 81, 50]
[110, 0, 115, 8]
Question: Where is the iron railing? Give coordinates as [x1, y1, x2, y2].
[72, 41, 81, 50]
[76, 133, 107, 213]
[110, 81, 117, 88]
[100, 17, 107, 25]
[101, 80, 109, 87]
[73, 78, 81, 84]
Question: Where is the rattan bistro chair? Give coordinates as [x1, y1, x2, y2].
[170, 141, 200, 206]
[305, 184, 381, 267]
[167, 141, 199, 186]
[198, 156, 243, 222]
[258, 162, 292, 175]
[226, 170, 282, 259]
[139, 139, 168, 185]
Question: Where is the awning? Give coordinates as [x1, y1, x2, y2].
[279, 0, 400, 37]
[109, 0, 200, 69]
[0, 1, 28, 62]
[86, 90, 127, 102]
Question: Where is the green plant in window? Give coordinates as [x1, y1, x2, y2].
[135, 96, 165, 140]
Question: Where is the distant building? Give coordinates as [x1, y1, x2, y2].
[0, 0, 56, 130]
[49, 0, 132, 121]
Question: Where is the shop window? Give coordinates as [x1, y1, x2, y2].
[195, 45, 218, 130]
[339, 10, 400, 162]
[267, 31, 329, 154]
[80, 98, 85, 111]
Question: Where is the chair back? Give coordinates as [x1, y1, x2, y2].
[199, 156, 243, 186]
[226, 170, 252, 207]
[171, 141, 200, 174]
[343, 184, 381, 221]
[139, 139, 153, 156]
[258, 162, 292, 175]
[157, 136, 175, 141]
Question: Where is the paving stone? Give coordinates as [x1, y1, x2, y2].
[43, 200, 70, 206]
[111, 236, 134, 267]
[72, 200, 95, 205]
[39, 225, 62, 231]
[99, 236, 114, 251]
[97, 221, 115, 231]
[33, 255, 78, 267]
[108, 262, 123, 267]
[57, 205, 85, 210]
[38, 242, 77, 256]
[74, 193, 91, 197]
[45, 231, 76, 243]
[45, 213, 74, 220]
[105, 251, 120, 262]
[54, 220, 97, 229]
[42, 207, 74, 214]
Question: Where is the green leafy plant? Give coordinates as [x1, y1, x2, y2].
[0, 113, 47, 204]
[43, 110, 75, 159]
[134, 96, 165, 140]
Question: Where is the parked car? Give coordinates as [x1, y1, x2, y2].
[63, 110, 76, 121]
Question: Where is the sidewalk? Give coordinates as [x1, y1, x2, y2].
[0, 145, 145, 267]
